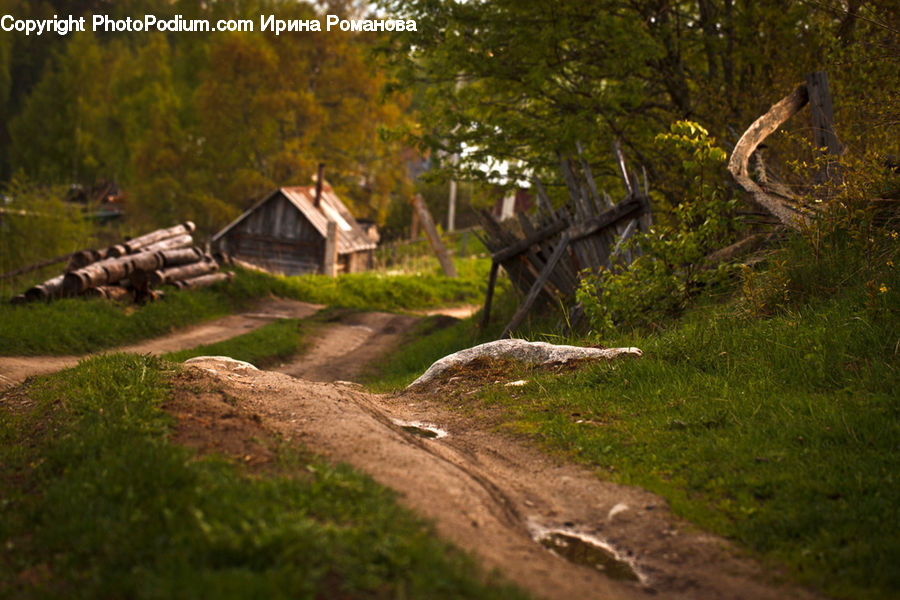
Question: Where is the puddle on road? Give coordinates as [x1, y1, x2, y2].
[534, 528, 643, 583]
[393, 419, 447, 439]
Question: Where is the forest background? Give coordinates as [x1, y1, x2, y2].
[0, 0, 898, 275]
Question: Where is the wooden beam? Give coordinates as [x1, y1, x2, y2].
[413, 194, 458, 278]
[323, 221, 338, 277]
[491, 219, 568, 263]
[480, 261, 500, 329]
[501, 232, 571, 339]
[566, 197, 643, 242]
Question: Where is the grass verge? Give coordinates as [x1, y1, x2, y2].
[0, 259, 491, 356]
[371, 290, 899, 599]
[162, 319, 311, 368]
[0, 354, 528, 599]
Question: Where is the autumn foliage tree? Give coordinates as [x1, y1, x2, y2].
[1, 0, 414, 238]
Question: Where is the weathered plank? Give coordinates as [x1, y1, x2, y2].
[806, 71, 844, 185]
[413, 194, 458, 278]
[323, 221, 338, 277]
[501, 232, 571, 339]
[567, 197, 643, 242]
[480, 261, 500, 328]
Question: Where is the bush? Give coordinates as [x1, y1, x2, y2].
[577, 121, 739, 336]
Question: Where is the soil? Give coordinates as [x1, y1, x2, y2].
[273, 310, 421, 382]
[1, 300, 819, 600]
[180, 356, 818, 600]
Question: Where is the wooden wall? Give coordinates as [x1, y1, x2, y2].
[217, 192, 375, 276]
[218, 194, 324, 275]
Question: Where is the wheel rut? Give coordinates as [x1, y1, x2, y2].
[181, 355, 821, 600]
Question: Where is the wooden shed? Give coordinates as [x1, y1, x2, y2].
[211, 184, 376, 276]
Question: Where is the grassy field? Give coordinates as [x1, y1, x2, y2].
[0, 259, 491, 356]
[0, 354, 529, 600]
[369, 265, 900, 599]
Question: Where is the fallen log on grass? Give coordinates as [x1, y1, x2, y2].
[81, 285, 133, 301]
[132, 256, 217, 288]
[62, 240, 197, 294]
[407, 339, 643, 390]
[171, 271, 234, 290]
[121, 221, 196, 254]
[24, 274, 65, 301]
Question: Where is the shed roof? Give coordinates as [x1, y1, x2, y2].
[212, 184, 376, 255]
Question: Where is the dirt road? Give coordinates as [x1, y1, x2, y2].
[2, 301, 817, 599]
[179, 356, 818, 600]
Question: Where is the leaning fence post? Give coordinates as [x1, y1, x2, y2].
[806, 71, 844, 185]
[412, 194, 458, 278]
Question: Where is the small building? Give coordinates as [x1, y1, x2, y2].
[211, 184, 376, 276]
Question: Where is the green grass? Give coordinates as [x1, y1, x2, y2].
[162, 318, 311, 368]
[0, 354, 529, 599]
[0, 260, 491, 356]
[371, 282, 900, 599]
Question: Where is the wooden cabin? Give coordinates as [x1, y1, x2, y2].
[211, 185, 376, 276]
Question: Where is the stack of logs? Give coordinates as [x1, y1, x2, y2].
[11, 221, 234, 304]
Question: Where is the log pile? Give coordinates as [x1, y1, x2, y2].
[10, 221, 235, 304]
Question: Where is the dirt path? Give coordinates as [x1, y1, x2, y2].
[0, 298, 322, 389]
[180, 356, 819, 600]
[274, 311, 421, 382]
[2, 302, 818, 599]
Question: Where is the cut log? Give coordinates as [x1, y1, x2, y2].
[159, 247, 205, 268]
[152, 258, 218, 287]
[122, 221, 196, 254]
[139, 233, 194, 254]
[24, 274, 65, 301]
[63, 251, 165, 294]
[82, 286, 133, 301]
[172, 271, 234, 290]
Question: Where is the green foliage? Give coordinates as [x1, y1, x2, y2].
[378, 0, 899, 206]
[3, 2, 414, 234]
[577, 122, 738, 335]
[0, 177, 92, 277]
[0, 354, 529, 599]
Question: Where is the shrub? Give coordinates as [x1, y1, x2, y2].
[577, 121, 739, 336]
